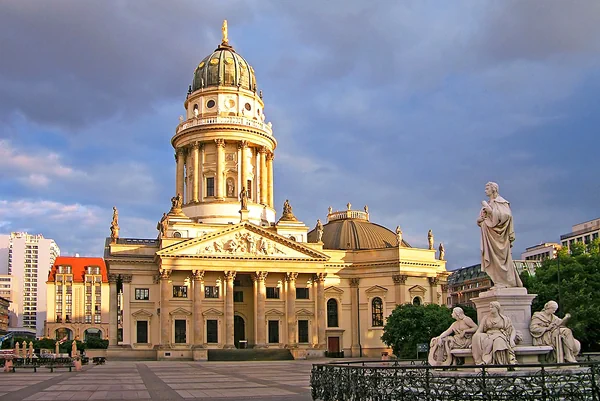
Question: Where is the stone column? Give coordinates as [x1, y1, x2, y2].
[185, 146, 193, 204]
[266, 152, 274, 208]
[121, 274, 132, 345]
[314, 273, 327, 349]
[199, 144, 205, 200]
[192, 270, 205, 346]
[259, 147, 268, 205]
[108, 274, 119, 346]
[253, 271, 268, 347]
[239, 141, 248, 196]
[215, 139, 225, 199]
[349, 278, 361, 357]
[160, 269, 172, 346]
[441, 284, 448, 306]
[428, 277, 439, 305]
[176, 148, 185, 199]
[224, 271, 236, 348]
[392, 274, 407, 305]
[192, 142, 200, 203]
[286, 273, 298, 347]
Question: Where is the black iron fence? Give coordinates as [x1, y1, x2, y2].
[311, 360, 600, 401]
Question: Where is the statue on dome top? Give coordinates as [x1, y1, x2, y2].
[222, 20, 229, 45]
[328, 206, 333, 215]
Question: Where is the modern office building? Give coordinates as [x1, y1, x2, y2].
[44, 256, 109, 341]
[0, 232, 60, 336]
[520, 243, 561, 261]
[560, 218, 600, 251]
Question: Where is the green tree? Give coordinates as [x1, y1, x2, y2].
[381, 303, 454, 358]
[84, 337, 109, 349]
[570, 241, 586, 256]
[523, 252, 600, 352]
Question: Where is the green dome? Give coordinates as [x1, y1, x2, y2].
[192, 44, 257, 92]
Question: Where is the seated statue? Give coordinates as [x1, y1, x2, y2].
[428, 307, 478, 366]
[530, 300, 580, 363]
[471, 301, 517, 365]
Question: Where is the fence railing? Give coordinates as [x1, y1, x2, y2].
[311, 360, 600, 401]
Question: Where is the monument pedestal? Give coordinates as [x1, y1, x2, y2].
[239, 209, 249, 222]
[472, 287, 537, 346]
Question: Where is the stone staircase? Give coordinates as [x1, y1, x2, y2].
[207, 349, 294, 361]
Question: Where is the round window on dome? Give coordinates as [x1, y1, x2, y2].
[206, 100, 216, 109]
[245, 103, 251, 111]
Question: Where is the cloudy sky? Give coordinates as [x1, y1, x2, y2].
[1, 1, 599, 269]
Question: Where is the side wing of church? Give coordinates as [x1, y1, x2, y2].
[104, 22, 449, 360]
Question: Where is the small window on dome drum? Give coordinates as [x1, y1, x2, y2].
[245, 103, 251, 111]
[206, 99, 215, 108]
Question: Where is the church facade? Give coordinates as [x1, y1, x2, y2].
[104, 22, 449, 360]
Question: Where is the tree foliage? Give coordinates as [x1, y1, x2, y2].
[381, 303, 454, 358]
[521, 251, 600, 352]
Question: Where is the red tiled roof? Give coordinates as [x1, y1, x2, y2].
[48, 257, 108, 283]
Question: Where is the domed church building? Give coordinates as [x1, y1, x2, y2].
[105, 22, 449, 360]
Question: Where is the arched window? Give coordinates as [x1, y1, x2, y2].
[372, 297, 384, 327]
[412, 297, 421, 306]
[327, 299, 338, 327]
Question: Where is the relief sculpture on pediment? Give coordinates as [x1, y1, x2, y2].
[198, 233, 286, 256]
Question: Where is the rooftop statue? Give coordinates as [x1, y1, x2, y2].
[428, 229, 434, 250]
[395, 226, 403, 246]
[530, 301, 580, 363]
[171, 193, 183, 210]
[471, 301, 518, 365]
[157, 213, 168, 238]
[439, 242, 445, 260]
[239, 187, 248, 210]
[283, 199, 292, 215]
[110, 206, 119, 242]
[316, 219, 324, 243]
[428, 307, 478, 366]
[477, 182, 522, 288]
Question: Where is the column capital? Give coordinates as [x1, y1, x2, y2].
[224, 271, 237, 281]
[192, 270, 205, 282]
[176, 147, 186, 156]
[428, 276, 440, 286]
[259, 146, 268, 154]
[252, 271, 268, 282]
[191, 141, 200, 150]
[441, 284, 449, 292]
[392, 274, 408, 285]
[121, 274, 133, 283]
[215, 138, 226, 148]
[349, 278, 360, 288]
[266, 151, 275, 161]
[238, 140, 248, 150]
[285, 272, 298, 282]
[313, 273, 327, 283]
[108, 273, 119, 284]
[160, 268, 172, 280]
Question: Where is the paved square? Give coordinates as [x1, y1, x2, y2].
[0, 361, 314, 400]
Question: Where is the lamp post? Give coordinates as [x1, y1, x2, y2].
[556, 248, 561, 310]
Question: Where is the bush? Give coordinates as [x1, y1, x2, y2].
[85, 337, 109, 349]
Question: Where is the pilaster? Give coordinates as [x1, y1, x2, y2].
[286, 272, 298, 347]
[253, 271, 268, 347]
[392, 274, 407, 305]
[160, 269, 172, 347]
[428, 276, 439, 305]
[314, 273, 327, 349]
[224, 270, 236, 348]
[108, 273, 119, 346]
[192, 270, 205, 346]
[349, 278, 361, 357]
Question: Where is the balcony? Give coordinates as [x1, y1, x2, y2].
[176, 115, 273, 136]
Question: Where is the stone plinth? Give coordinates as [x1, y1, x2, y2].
[193, 348, 208, 361]
[239, 209, 249, 222]
[472, 287, 537, 346]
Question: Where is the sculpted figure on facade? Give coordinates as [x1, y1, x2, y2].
[316, 219, 324, 243]
[530, 301, 581, 363]
[283, 199, 292, 215]
[438, 243, 445, 260]
[395, 226, 403, 246]
[239, 187, 248, 210]
[110, 206, 119, 242]
[171, 193, 183, 210]
[157, 213, 168, 237]
[328, 206, 333, 215]
[471, 301, 517, 365]
[227, 178, 235, 198]
[477, 182, 522, 288]
[428, 307, 478, 366]
[428, 229, 434, 250]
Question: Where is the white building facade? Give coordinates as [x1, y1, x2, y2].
[520, 243, 561, 261]
[0, 232, 60, 336]
[561, 218, 600, 251]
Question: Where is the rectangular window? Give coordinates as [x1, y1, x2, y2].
[206, 177, 215, 197]
[233, 291, 244, 303]
[266, 287, 280, 299]
[268, 320, 279, 343]
[136, 321, 148, 344]
[207, 320, 218, 343]
[247, 179, 252, 198]
[298, 320, 309, 343]
[174, 319, 186, 343]
[296, 288, 309, 300]
[85, 315, 91, 323]
[205, 286, 219, 299]
[94, 314, 101, 323]
[135, 288, 150, 300]
[173, 285, 188, 298]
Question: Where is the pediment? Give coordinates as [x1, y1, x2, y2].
[169, 307, 192, 316]
[265, 308, 285, 316]
[365, 285, 388, 295]
[132, 309, 153, 318]
[157, 222, 329, 261]
[325, 286, 344, 296]
[202, 308, 224, 317]
[409, 285, 427, 294]
[296, 308, 314, 317]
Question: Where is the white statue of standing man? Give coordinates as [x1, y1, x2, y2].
[316, 219, 324, 243]
[438, 243, 445, 260]
[477, 182, 522, 288]
[395, 226, 403, 246]
[427, 229, 434, 250]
